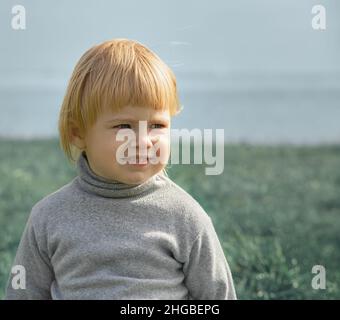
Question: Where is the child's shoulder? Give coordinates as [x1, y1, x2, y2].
[28, 177, 77, 224]
[158, 174, 212, 227]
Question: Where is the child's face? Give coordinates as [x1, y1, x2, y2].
[74, 105, 171, 185]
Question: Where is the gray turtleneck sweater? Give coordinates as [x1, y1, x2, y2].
[4, 151, 236, 300]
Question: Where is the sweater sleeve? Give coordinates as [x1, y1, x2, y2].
[183, 216, 237, 300]
[4, 210, 54, 300]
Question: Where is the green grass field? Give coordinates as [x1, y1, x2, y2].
[1, 138, 339, 299]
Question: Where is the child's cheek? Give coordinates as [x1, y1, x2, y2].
[156, 138, 170, 163]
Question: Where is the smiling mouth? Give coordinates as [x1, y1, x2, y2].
[125, 157, 149, 165]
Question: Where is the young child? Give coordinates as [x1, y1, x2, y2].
[4, 38, 236, 300]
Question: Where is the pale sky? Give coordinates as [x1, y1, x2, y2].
[0, 0, 339, 83]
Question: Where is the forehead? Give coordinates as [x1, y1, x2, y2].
[100, 105, 170, 121]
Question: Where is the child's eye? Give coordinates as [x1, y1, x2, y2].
[150, 124, 166, 129]
[114, 124, 131, 129]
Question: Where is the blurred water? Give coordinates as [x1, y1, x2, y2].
[1, 73, 339, 144]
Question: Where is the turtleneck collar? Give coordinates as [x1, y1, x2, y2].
[75, 151, 162, 198]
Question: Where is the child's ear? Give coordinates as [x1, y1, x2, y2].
[70, 123, 86, 150]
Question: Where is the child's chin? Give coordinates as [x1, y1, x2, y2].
[123, 172, 151, 185]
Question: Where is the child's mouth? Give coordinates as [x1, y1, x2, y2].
[125, 157, 149, 166]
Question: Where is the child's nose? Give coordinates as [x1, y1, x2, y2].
[135, 132, 154, 150]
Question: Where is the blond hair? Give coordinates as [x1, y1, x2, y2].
[58, 38, 182, 176]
